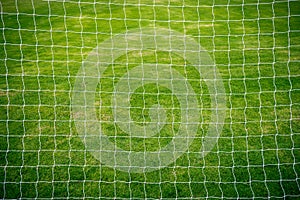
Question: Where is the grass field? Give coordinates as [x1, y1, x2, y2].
[0, 0, 300, 199]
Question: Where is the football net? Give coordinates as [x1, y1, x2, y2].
[0, 0, 299, 199]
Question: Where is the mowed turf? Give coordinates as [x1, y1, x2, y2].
[0, 0, 300, 199]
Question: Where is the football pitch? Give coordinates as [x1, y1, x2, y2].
[0, 0, 300, 199]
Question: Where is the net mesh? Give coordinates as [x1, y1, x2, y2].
[0, 0, 299, 199]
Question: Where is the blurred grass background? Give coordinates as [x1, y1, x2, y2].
[0, 0, 300, 198]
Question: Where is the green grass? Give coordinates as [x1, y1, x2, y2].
[0, 0, 300, 199]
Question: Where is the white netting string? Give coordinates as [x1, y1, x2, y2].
[0, 0, 299, 199]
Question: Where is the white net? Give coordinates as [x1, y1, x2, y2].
[0, 0, 299, 199]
